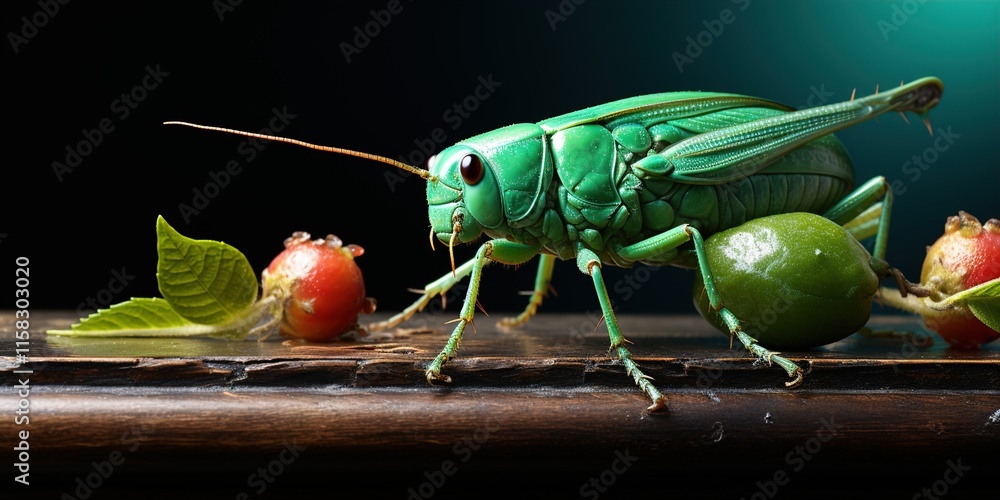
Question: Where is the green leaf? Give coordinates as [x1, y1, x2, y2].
[968, 301, 1000, 333]
[944, 276, 1000, 303]
[156, 216, 258, 325]
[940, 277, 1000, 333]
[46, 297, 218, 337]
[46, 296, 282, 340]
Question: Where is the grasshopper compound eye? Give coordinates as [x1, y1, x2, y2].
[460, 154, 484, 185]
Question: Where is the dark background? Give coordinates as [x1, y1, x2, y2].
[5, 0, 998, 319]
[4, 3, 1000, 499]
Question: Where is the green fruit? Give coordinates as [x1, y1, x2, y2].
[693, 212, 880, 350]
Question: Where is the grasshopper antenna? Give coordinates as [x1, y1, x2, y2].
[163, 121, 437, 181]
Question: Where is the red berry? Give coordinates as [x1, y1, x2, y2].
[262, 232, 376, 342]
[920, 211, 1000, 349]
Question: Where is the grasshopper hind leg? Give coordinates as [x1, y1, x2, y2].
[616, 225, 806, 392]
[824, 176, 928, 297]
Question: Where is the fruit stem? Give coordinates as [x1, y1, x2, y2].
[195, 294, 284, 340]
[870, 258, 930, 298]
[242, 294, 284, 341]
[875, 286, 954, 321]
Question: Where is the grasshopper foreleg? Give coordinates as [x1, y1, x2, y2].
[366, 257, 482, 333]
[425, 240, 541, 384]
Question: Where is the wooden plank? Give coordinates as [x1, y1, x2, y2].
[5, 312, 999, 391]
[3, 389, 998, 498]
[3, 311, 999, 498]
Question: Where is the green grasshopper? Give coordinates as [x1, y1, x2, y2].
[167, 76, 943, 412]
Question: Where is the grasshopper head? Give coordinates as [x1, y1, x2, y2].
[426, 123, 552, 248]
[426, 144, 488, 246]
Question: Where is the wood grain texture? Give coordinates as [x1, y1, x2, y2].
[3, 311, 999, 498]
